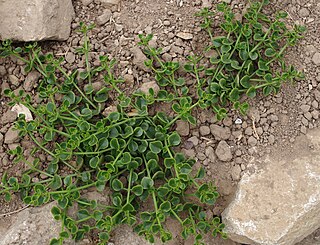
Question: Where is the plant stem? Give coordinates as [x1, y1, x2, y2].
[56, 66, 97, 109]
[126, 170, 133, 203]
[50, 182, 95, 194]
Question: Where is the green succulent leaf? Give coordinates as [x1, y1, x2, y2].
[89, 156, 100, 168]
[141, 177, 154, 190]
[168, 132, 181, 146]
[50, 175, 62, 190]
[132, 185, 144, 196]
[246, 86, 257, 98]
[265, 48, 276, 57]
[159, 201, 171, 212]
[149, 141, 163, 154]
[229, 88, 240, 102]
[111, 179, 123, 191]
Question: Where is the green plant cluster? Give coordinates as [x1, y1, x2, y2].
[138, 0, 305, 120]
[0, 23, 225, 244]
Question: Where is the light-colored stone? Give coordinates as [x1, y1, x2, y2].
[0, 202, 70, 245]
[4, 126, 20, 144]
[1, 110, 17, 124]
[210, 124, 231, 140]
[205, 146, 216, 162]
[99, 0, 120, 7]
[187, 136, 199, 146]
[199, 125, 210, 136]
[8, 75, 19, 86]
[65, 52, 76, 64]
[247, 136, 257, 146]
[299, 8, 310, 18]
[139, 81, 160, 96]
[215, 140, 232, 161]
[0, 66, 6, 76]
[96, 9, 112, 26]
[24, 70, 41, 91]
[176, 120, 190, 137]
[112, 225, 151, 245]
[312, 52, 320, 65]
[202, 0, 212, 8]
[0, 0, 74, 41]
[231, 165, 241, 181]
[176, 32, 193, 40]
[222, 129, 320, 245]
[131, 47, 151, 72]
[11, 104, 33, 122]
[81, 0, 93, 6]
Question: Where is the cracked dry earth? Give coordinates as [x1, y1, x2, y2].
[0, 0, 320, 244]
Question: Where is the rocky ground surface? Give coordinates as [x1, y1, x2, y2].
[0, 0, 320, 244]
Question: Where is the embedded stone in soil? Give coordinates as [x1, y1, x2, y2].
[4, 126, 20, 144]
[215, 140, 233, 162]
[222, 129, 320, 245]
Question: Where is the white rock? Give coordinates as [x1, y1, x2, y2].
[11, 104, 33, 122]
[235, 118, 242, 124]
[0, 0, 74, 41]
[222, 129, 320, 245]
[176, 32, 193, 40]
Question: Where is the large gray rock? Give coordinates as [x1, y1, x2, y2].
[0, 202, 66, 245]
[0, 0, 74, 41]
[222, 129, 320, 245]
